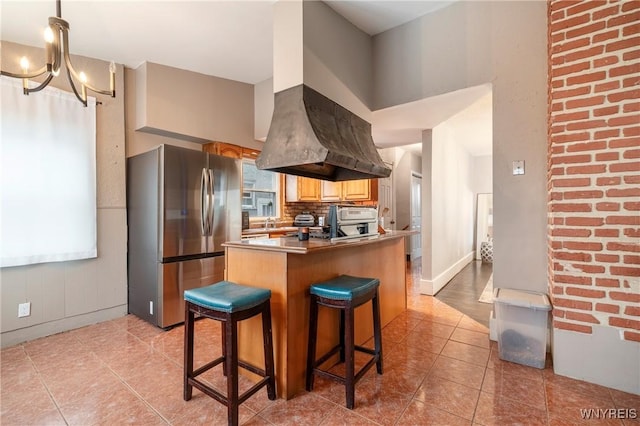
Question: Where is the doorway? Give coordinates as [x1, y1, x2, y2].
[410, 173, 422, 260]
[475, 193, 493, 260]
[378, 162, 394, 230]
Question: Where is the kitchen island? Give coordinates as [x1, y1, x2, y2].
[223, 231, 413, 399]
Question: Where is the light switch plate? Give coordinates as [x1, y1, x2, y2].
[18, 302, 31, 318]
[513, 160, 525, 175]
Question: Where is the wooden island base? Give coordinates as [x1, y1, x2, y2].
[223, 232, 410, 399]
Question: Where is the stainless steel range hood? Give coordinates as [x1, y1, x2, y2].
[256, 84, 391, 181]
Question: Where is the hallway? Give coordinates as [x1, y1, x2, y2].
[435, 261, 493, 327]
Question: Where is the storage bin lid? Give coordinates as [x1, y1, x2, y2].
[493, 288, 551, 310]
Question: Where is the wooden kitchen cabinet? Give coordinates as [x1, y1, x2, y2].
[203, 141, 243, 159]
[343, 179, 371, 201]
[285, 175, 320, 202]
[203, 142, 259, 160]
[320, 181, 342, 202]
[320, 179, 378, 202]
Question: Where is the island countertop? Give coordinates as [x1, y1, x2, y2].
[223, 230, 416, 254]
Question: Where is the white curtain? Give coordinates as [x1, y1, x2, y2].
[1, 78, 97, 267]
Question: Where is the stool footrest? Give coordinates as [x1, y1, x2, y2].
[192, 356, 224, 377]
[238, 360, 267, 378]
[314, 344, 343, 368]
[354, 345, 376, 356]
[188, 377, 228, 406]
[238, 377, 272, 405]
[188, 376, 272, 408]
[312, 355, 379, 386]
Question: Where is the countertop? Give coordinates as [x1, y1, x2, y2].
[224, 230, 417, 254]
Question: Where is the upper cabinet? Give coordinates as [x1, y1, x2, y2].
[203, 142, 260, 160]
[285, 177, 378, 202]
[285, 176, 320, 202]
[320, 181, 342, 202]
[321, 179, 377, 202]
[343, 179, 372, 201]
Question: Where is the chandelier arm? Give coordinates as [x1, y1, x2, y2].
[1, 66, 48, 80]
[60, 27, 114, 97]
[24, 73, 55, 94]
[50, 25, 62, 75]
[65, 67, 88, 107]
[83, 82, 115, 97]
[60, 28, 83, 84]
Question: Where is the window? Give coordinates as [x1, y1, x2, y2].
[1, 78, 97, 267]
[242, 160, 279, 219]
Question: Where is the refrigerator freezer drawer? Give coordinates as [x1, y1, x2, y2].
[159, 255, 225, 328]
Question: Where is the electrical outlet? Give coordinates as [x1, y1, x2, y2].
[18, 302, 31, 318]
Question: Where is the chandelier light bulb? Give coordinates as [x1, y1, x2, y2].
[19, 56, 29, 72]
[79, 71, 87, 83]
[44, 26, 54, 43]
[109, 61, 116, 74]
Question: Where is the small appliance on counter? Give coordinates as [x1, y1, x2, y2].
[293, 212, 315, 227]
[328, 205, 379, 242]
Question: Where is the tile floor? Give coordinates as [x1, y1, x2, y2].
[1, 263, 638, 425]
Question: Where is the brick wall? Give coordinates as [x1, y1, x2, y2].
[283, 201, 376, 224]
[548, 0, 639, 342]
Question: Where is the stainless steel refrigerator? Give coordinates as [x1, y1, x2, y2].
[127, 144, 241, 328]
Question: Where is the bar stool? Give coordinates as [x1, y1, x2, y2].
[305, 275, 383, 409]
[183, 281, 276, 425]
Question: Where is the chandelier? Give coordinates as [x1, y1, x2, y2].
[1, 0, 115, 106]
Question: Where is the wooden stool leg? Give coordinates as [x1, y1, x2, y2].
[261, 301, 277, 400]
[305, 295, 319, 391]
[183, 302, 195, 401]
[225, 316, 239, 426]
[221, 321, 227, 377]
[339, 310, 346, 363]
[344, 304, 356, 409]
[372, 291, 383, 374]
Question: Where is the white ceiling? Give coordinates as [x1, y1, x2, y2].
[1, 0, 490, 157]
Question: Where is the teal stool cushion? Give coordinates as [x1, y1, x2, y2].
[184, 281, 271, 313]
[310, 275, 380, 301]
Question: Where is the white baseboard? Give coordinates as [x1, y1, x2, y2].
[420, 251, 475, 295]
[1, 305, 128, 348]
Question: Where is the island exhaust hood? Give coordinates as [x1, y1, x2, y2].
[256, 84, 391, 181]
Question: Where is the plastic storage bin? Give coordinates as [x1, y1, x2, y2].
[493, 288, 551, 369]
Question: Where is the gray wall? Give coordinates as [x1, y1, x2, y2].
[302, 0, 373, 120]
[126, 62, 263, 158]
[134, 62, 256, 148]
[374, 1, 548, 293]
[1, 42, 127, 347]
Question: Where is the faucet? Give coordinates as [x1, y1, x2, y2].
[265, 217, 274, 228]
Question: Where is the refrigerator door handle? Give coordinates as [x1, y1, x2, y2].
[208, 168, 215, 236]
[200, 168, 208, 236]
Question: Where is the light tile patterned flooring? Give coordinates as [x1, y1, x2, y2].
[2, 263, 638, 425]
